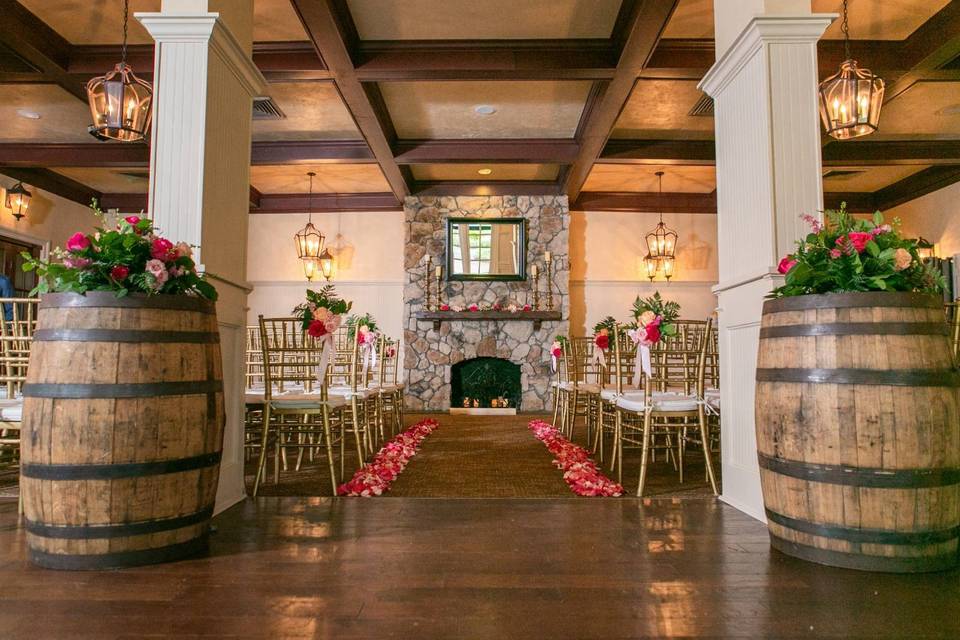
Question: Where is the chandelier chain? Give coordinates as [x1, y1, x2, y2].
[121, 0, 130, 65]
[841, 0, 850, 61]
[308, 172, 315, 223]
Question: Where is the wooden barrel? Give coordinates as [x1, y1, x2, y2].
[756, 292, 960, 573]
[20, 292, 224, 570]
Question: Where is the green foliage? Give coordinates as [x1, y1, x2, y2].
[21, 200, 217, 301]
[293, 284, 353, 330]
[771, 204, 945, 298]
[593, 316, 617, 335]
[632, 291, 681, 324]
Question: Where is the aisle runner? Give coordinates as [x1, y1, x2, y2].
[338, 418, 439, 496]
[527, 420, 624, 497]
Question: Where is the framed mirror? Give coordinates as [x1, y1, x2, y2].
[446, 217, 526, 281]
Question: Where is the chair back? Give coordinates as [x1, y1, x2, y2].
[379, 335, 401, 386]
[258, 316, 327, 401]
[610, 324, 638, 395]
[948, 301, 960, 365]
[571, 336, 605, 385]
[245, 325, 264, 389]
[0, 298, 39, 398]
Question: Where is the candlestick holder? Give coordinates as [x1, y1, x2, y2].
[545, 259, 554, 311]
[533, 270, 541, 311]
[435, 274, 443, 309]
[425, 257, 433, 311]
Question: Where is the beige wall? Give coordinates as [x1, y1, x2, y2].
[246, 208, 720, 338]
[246, 211, 405, 336]
[888, 182, 960, 258]
[0, 176, 98, 257]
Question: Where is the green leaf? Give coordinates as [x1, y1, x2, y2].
[865, 240, 880, 258]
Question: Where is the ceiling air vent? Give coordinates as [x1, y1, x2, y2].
[688, 93, 714, 117]
[252, 97, 286, 121]
[822, 169, 867, 180]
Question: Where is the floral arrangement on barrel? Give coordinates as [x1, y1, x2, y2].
[293, 285, 352, 337]
[772, 204, 944, 297]
[629, 292, 680, 347]
[22, 201, 217, 300]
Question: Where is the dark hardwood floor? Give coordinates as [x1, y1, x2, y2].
[1, 496, 958, 639]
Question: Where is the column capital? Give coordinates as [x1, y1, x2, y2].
[700, 14, 835, 97]
[136, 12, 266, 97]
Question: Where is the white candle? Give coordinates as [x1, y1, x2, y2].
[544, 251, 552, 263]
[531, 264, 538, 277]
[435, 266, 442, 277]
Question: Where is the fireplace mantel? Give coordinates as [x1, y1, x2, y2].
[415, 309, 562, 331]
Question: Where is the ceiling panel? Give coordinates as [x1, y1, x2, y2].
[19, 0, 307, 44]
[411, 163, 560, 181]
[871, 82, 960, 139]
[663, 0, 951, 40]
[611, 80, 715, 140]
[347, 0, 623, 40]
[380, 81, 592, 139]
[252, 82, 362, 141]
[582, 165, 716, 193]
[822, 165, 928, 192]
[51, 167, 149, 193]
[251, 164, 391, 193]
[0, 85, 95, 143]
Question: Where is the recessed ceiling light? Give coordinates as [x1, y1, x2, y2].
[473, 105, 497, 116]
[477, 168, 493, 175]
[16, 109, 41, 120]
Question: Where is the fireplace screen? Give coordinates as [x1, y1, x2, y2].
[450, 357, 521, 410]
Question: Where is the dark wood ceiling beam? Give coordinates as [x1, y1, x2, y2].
[99, 193, 148, 212]
[873, 165, 960, 211]
[0, 1, 86, 101]
[0, 141, 375, 168]
[393, 139, 580, 164]
[249, 185, 262, 209]
[599, 139, 716, 165]
[573, 190, 716, 213]
[0, 167, 98, 207]
[413, 181, 561, 197]
[291, 0, 410, 199]
[253, 192, 400, 213]
[353, 40, 617, 81]
[564, 0, 679, 203]
[882, 1, 960, 105]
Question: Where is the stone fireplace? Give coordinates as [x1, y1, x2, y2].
[403, 195, 570, 412]
[450, 357, 522, 410]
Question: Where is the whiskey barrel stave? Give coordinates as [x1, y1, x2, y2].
[21, 292, 224, 570]
[756, 292, 960, 573]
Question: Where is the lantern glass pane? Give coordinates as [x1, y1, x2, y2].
[818, 60, 884, 140]
[87, 63, 153, 142]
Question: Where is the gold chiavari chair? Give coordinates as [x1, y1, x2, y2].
[252, 317, 347, 496]
[702, 323, 721, 465]
[613, 319, 719, 496]
[570, 336, 603, 444]
[594, 327, 637, 464]
[373, 335, 404, 437]
[0, 298, 38, 482]
[326, 330, 378, 466]
[550, 336, 572, 430]
[947, 300, 960, 364]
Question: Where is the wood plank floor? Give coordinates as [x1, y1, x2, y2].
[1, 497, 958, 639]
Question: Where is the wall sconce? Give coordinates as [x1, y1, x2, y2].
[916, 237, 936, 262]
[4, 182, 31, 221]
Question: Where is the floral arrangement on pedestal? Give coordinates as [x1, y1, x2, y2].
[628, 292, 681, 382]
[22, 201, 217, 300]
[772, 204, 944, 297]
[293, 285, 352, 337]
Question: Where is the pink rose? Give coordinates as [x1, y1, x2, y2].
[151, 237, 177, 261]
[847, 232, 873, 253]
[468, 304, 479, 312]
[63, 256, 92, 269]
[145, 258, 168, 288]
[110, 265, 129, 281]
[522, 304, 532, 312]
[175, 242, 193, 258]
[124, 215, 141, 226]
[830, 248, 842, 259]
[893, 248, 912, 271]
[66, 232, 90, 252]
[871, 224, 892, 236]
[324, 314, 341, 335]
[777, 255, 797, 274]
[440, 304, 450, 311]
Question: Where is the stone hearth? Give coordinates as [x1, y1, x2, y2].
[403, 195, 570, 411]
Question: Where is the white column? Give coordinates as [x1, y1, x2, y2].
[138, 1, 266, 513]
[699, 8, 833, 520]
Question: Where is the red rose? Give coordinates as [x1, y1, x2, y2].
[523, 304, 532, 312]
[124, 215, 141, 226]
[595, 334, 609, 351]
[644, 323, 661, 344]
[110, 265, 129, 281]
[151, 237, 177, 261]
[777, 255, 797, 274]
[66, 232, 90, 252]
[440, 304, 450, 311]
[307, 319, 327, 337]
[847, 232, 873, 253]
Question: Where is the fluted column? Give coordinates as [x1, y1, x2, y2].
[699, 10, 833, 520]
[138, 1, 266, 512]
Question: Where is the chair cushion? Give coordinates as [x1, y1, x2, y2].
[271, 393, 348, 410]
[327, 386, 372, 400]
[245, 392, 265, 405]
[704, 389, 721, 410]
[0, 400, 22, 422]
[601, 389, 644, 402]
[616, 393, 699, 413]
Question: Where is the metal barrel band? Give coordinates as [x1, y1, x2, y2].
[27, 534, 209, 571]
[22, 379, 224, 399]
[759, 322, 949, 338]
[757, 453, 960, 488]
[24, 506, 214, 539]
[762, 292, 942, 314]
[755, 367, 960, 387]
[768, 534, 958, 574]
[21, 451, 222, 480]
[39, 292, 216, 314]
[765, 508, 960, 545]
[33, 329, 220, 344]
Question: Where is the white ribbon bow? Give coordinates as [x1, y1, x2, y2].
[315, 332, 335, 384]
[593, 346, 606, 369]
[627, 328, 652, 387]
[360, 334, 378, 380]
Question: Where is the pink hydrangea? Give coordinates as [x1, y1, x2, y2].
[145, 258, 168, 288]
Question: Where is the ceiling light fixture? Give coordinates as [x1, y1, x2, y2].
[295, 172, 325, 282]
[642, 171, 677, 282]
[16, 109, 41, 120]
[817, 0, 884, 140]
[473, 105, 497, 116]
[86, 0, 153, 142]
[477, 168, 493, 175]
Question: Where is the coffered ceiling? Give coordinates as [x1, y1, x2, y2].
[1, 0, 959, 214]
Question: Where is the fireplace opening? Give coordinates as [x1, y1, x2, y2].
[450, 357, 521, 412]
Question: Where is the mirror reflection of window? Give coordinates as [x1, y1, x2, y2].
[447, 218, 524, 280]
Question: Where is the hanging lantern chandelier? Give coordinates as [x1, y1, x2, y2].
[4, 182, 32, 221]
[86, 0, 153, 142]
[643, 171, 677, 282]
[295, 172, 326, 281]
[817, 0, 884, 140]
